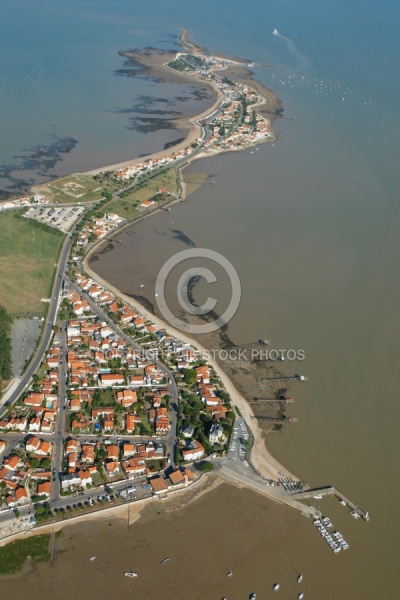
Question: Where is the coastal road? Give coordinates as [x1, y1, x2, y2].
[0, 236, 71, 418]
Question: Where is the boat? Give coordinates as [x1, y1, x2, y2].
[339, 499, 347, 506]
[272, 28, 279, 36]
[350, 510, 360, 519]
[273, 583, 280, 590]
[124, 571, 138, 577]
[250, 594, 256, 600]
[90, 556, 96, 561]
[298, 594, 304, 600]
[227, 570, 233, 577]
[313, 495, 322, 499]
[161, 557, 171, 565]
[297, 574, 303, 583]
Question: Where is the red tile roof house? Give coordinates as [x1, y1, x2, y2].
[103, 418, 114, 432]
[105, 461, 120, 476]
[78, 470, 92, 487]
[15, 486, 29, 505]
[123, 457, 147, 478]
[195, 365, 210, 384]
[98, 373, 125, 387]
[116, 390, 137, 408]
[37, 481, 51, 498]
[181, 440, 205, 462]
[148, 475, 169, 494]
[125, 413, 142, 433]
[3, 454, 22, 471]
[107, 445, 119, 461]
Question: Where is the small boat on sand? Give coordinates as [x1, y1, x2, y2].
[227, 570, 233, 577]
[250, 594, 256, 600]
[90, 556, 96, 561]
[124, 571, 138, 577]
[298, 594, 304, 600]
[273, 583, 280, 590]
[161, 557, 171, 565]
[297, 574, 303, 583]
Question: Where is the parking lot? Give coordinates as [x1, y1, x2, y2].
[228, 417, 250, 468]
[25, 204, 85, 232]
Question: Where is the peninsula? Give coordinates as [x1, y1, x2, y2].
[0, 32, 368, 562]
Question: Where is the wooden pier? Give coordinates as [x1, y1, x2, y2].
[290, 486, 370, 521]
[260, 375, 308, 383]
[251, 397, 295, 403]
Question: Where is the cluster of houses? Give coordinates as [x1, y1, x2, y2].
[114, 147, 196, 182]
[61, 438, 166, 492]
[0, 346, 60, 435]
[0, 436, 53, 510]
[63, 313, 170, 436]
[0, 194, 49, 212]
[75, 212, 125, 247]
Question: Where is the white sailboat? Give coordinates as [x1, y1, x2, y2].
[124, 571, 138, 577]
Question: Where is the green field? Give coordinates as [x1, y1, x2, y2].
[33, 174, 103, 204]
[0, 211, 64, 315]
[110, 168, 179, 218]
[0, 534, 50, 575]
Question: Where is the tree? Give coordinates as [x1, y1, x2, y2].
[196, 461, 214, 473]
[30, 458, 40, 468]
[182, 369, 197, 387]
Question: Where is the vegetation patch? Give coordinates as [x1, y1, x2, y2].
[0, 534, 50, 576]
[0, 306, 12, 389]
[33, 174, 103, 204]
[0, 211, 64, 315]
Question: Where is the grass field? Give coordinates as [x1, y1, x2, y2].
[0, 534, 50, 575]
[0, 211, 64, 315]
[110, 168, 179, 218]
[33, 173, 103, 204]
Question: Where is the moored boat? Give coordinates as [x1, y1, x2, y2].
[298, 594, 304, 599]
[273, 583, 280, 591]
[161, 557, 171, 565]
[90, 556, 96, 561]
[297, 574, 303, 583]
[124, 571, 138, 577]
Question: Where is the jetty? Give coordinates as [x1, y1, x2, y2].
[251, 397, 295, 403]
[260, 375, 308, 383]
[218, 466, 321, 519]
[290, 486, 370, 521]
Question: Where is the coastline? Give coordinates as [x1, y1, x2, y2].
[83, 29, 281, 178]
[83, 254, 296, 482]
[80, 31, 293, 482]
[0, 31, 297, 551]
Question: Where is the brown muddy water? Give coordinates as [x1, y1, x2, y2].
[89, 112, 400, 600]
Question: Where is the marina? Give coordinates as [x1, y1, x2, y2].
[313, 517, 350, 554]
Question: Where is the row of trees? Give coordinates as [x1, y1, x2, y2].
[0, 305, 13, 388]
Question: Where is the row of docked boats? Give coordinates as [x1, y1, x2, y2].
[313, 517, 349, 553]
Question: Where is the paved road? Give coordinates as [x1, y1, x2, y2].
[0, 233, 73, 417]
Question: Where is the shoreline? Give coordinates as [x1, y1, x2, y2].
[83, 254, 296, 482]
[0, 471, 221, 551]
[81, 29, 280, 178]
[80, 31, 294, 483]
